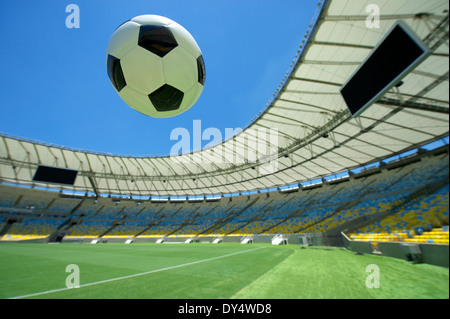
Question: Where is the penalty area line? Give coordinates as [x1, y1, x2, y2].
[9, 246, 265, 299]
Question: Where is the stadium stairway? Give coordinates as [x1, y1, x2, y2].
[165, 208, 200, 236]
[0, 218, 17, 237]
[260, 193, 320, 234]
[197, 198, 259, 236]
[295, 190, 373, 234]
[97, 213, 131, 238]
[134, 220, 162, 237]
[45, 218, 81, 243]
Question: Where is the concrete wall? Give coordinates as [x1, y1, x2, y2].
[343, 235, 449, 268]
[79, 233, 326, 245]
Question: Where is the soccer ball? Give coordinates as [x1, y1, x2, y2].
[106, 15, 205, 118]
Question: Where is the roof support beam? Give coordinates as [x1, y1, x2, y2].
[378, 97, 449, 114]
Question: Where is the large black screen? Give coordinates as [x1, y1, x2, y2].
[341, 21, 430, 117]
[32, 165, 78, 186]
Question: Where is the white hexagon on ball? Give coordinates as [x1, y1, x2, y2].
[106, 15, 205, 118]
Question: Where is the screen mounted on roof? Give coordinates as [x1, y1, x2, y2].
[340, 21, 430, 117]
[32, 165, 78, 186]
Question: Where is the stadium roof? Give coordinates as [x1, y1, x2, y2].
[0, 0, 448, 197]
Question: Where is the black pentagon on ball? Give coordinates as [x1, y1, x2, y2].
[107, 54, 127, 92]
[138, 25, 178, 57]
[149, 84, 184, 112]
[197, 55, 206, 86]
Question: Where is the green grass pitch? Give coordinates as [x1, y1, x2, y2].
[0, 243, 448, 299]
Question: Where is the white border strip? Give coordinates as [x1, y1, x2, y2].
[9, 247, 264, 299]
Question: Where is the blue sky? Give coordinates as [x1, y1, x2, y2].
[0, 0, 320, 156]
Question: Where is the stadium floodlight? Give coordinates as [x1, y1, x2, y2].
[341, 20, 431, 117]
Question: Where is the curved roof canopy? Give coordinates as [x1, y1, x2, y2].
[1, 0, 449, 197]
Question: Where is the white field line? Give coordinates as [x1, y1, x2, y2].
[9, 247, 265, 299]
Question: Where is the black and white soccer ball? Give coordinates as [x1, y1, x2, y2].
[106, 15, 205, 118]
